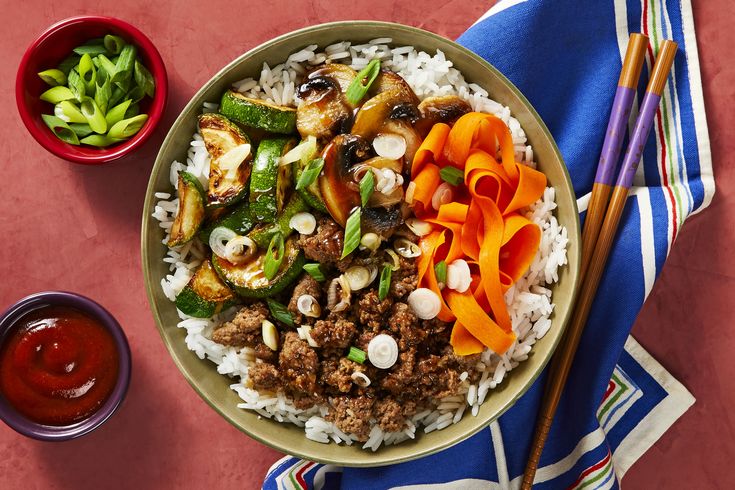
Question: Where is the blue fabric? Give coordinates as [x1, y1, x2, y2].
[264, 0, 711, 487]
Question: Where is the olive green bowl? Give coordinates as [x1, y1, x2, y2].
[142, 21, 581, 467]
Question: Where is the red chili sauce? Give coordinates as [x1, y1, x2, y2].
[0, 306, 119, 426]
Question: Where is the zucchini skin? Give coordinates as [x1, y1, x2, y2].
[249, 137, 296, 223]
[198, 201, 255, 243]
[175, 258, 237, 317]
[249, 193, 308, 250]
[212, 239, 305, 298]
[220, 90, 297, 134]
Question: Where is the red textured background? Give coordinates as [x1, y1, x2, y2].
[1, 1, 732, 488]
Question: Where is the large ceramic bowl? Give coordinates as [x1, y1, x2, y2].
[142, 21, 580, 467]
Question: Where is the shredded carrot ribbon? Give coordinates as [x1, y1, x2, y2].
[412, 112, 547, 355]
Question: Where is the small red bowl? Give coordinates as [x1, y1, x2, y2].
[16, 16, 168, 164]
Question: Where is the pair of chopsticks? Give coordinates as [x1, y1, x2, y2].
[520, 34, 678, 489]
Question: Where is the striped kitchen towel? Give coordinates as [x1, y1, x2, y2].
[263, 0, 713, 487]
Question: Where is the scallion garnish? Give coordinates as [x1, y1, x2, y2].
[341, 207, 361, 259]
[435, 260, 447, 284]
[303, 263, 326, 282]
[359, 170, 374, 207]
[104, 34, 126, 55]
[295, 157, 324, 190]
[378, 264, 392, 301]
[439, 166, 464, 186]
[78, 54, 97, 94]
[347, 346, 367, 364]
[38, 69, 67, 87]
[108, 114, 148, 139]
[345, 59, 381, 106]
[41, 115, 79, 145]
[263, 232, 285, 280]
[266, 298, 294, 327]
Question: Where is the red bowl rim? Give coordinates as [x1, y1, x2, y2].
[15, 15, 168, 165]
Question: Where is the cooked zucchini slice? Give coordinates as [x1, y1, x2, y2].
[198, 200, 255, 243]
[167, 171, 206, 247]
[220, 90, 297, 134]
[249, 137, 296, 222]
[212, 236, 305, 298]
[175, 258, 237, 317]
[199, 113, 252, 208]
[292, 158, 328, 213]
[249, 193, 309, 249]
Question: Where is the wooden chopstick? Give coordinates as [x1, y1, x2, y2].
[581, 33, 648, 281]
[520, 39, 678, 490]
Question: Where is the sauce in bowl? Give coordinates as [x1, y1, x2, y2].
[0, 305, 119, 426]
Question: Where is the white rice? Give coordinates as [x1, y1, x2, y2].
[151, 39, 568, 450]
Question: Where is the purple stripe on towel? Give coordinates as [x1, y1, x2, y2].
[616, 92, 662, 189]
[594, 86, 636, 185]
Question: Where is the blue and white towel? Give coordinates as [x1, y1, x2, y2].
[263, 0, 713, 487]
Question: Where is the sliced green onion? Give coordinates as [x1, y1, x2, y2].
[56, 101, 87, 124]
[266, 298, 294, 327]
[378, 264, 392, 301]
[42, 115, 79, 145]
[345, 59, 381, 106]
[96, 54, 118, 79]
[434, 260, 447, 285]
[40, 86, 75, 104]
[359, 170, 374, 207]
[58, 55, 80, 76]
[295, 157, 324, 190]
[341, 207, 361, 259]
[95, 77, 112, 114]
[103, 34, 126, 55]
[69, 123, 94, 137]
[78, 54, 96, 93]
[80, 97, 107, 134]
[134, 60, 155, 98]
[108, 85, 126, 109]
[303, 263, 326, 282]
[347, 346, 367, 364]
[263, 232, 285, 280]
[79, 134, 123, 147]
[67, 69, 85, 101]
[124, 102, 140, 119]
[439, 166, 464, 186]
[38, 69, 67, 87]
[105, 99, 132, 127]
[112, 43, 136, 85]
[107, 114, 147, 139]
[72, 43, 108, 56]
[126, 85, 146, 104]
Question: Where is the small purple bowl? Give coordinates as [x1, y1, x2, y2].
[0, 291, 131, 441]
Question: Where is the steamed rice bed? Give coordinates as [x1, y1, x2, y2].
[152, 38, 568, 451]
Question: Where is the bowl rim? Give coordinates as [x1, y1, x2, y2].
[141, 20, 581, 466]
[0, 291, 132, 441]
[15, 15, 169, 165]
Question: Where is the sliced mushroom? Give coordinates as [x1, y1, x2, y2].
[318, 134, 370, 226]
[308, 64, 358, 100]
[370, 70, 420, 106]
[296, 74, 352, 141]
[416, 95, 472, 136]
[362, 205, 402, 239]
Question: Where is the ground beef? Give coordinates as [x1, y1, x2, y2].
[299, 217, 352, 270]
[354, 289, 393, 330]
[287, 274, 322, 324]
[416, 355, 461, 399]
[211, 302, 269, 347]
[253, 343, 278, 364]
[387, 302, 425, 351]
[374, 398, 405, 432]
[249, 362, 280, 391]
[310, 316, 357, 349]
[279, 332, 320, 397]
[328, 395, 375, 441]
[380, 349, 416, 396]
[323, 357, 364, 393]
[389, 255, 418, 299]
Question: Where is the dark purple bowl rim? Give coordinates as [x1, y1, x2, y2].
[0, 291, 131, 441]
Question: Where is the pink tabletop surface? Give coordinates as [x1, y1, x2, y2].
[1, 1, 732, 488]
